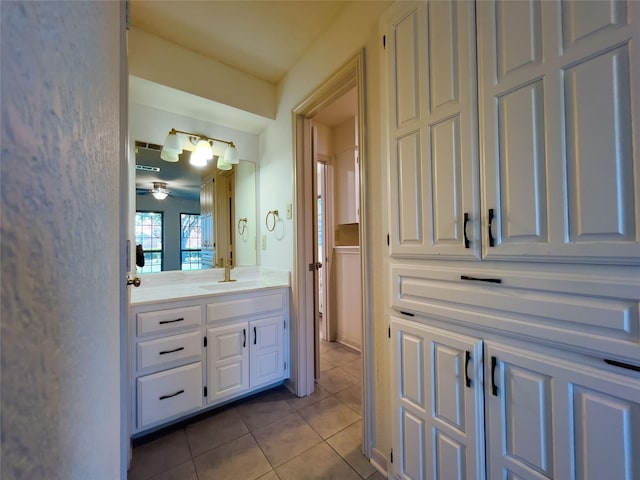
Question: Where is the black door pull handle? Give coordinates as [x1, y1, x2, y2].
[253, 326, 257, 345]
[491, 356, 498, 396]
[159, 346, 184, 355]
[465, 351, 471, 388]
[243, 328, 246, 348]
[159, 389, 184, 400]
[488, 209, 495, 247]
[463, 212, 470, 248]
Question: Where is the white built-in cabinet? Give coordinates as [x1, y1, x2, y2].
[335, 147, 360, 225]
[385, 0, 640, 264]
[130, 288, 289, 435]
[383, 1, 640, 479]
[391, 316, 640, 480]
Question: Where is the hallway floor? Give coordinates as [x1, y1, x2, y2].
[128, 341, 384, 480]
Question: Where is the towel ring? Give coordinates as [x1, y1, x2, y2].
[266, 210, 279, 232]
[237, 217, 248, 235]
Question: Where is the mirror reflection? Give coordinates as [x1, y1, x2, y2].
[135, 142, 257, 272]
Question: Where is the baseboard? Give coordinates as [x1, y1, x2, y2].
[369, 447, 388, 478]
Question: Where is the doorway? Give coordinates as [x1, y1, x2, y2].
[292, 51, 373, 459]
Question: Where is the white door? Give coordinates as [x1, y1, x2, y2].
[250, 316, 285, 388]
[383, 0, 480, 260]
[206, 323, 249, 403]
[391, 316, 484, 480]
[477, 0, 640, 264]
[485, 341, 640, 479]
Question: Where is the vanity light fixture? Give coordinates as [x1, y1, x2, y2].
[151, 182, 169, 200]
[160, 128, 239, 169]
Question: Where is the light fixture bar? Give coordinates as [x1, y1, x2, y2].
[168, 128, 236, 149]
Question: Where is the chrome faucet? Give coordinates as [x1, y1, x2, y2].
[219, 258, 236, 283]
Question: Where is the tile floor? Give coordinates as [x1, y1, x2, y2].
[128, 341, 385, 480]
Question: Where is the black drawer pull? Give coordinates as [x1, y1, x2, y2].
[488, 208, 495, 247]
[159, 346, 184, 355]
[604, 359, 640, 373]
[400, 311, 415, 317]
[159, 389, 184, 400]
[460, 275, 502, 284]
[491, 356, 498, 396]
[254, 326, 257, 345]
[159, 317, 184, 325]
[463, 212, 470, 248]
[465, 351, 471, 388]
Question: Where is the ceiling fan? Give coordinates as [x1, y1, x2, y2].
[136, 181, 172, 200]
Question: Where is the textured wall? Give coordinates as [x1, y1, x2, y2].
[1, 2, 123, 478]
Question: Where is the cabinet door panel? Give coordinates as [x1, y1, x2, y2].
[478, 0, 640, 263]
[572, 385, 640, 480]
[428, 0, 458, 109]
[486, 341, 640, 480]
[565, 45, 636, 243]
[250, 316, 284, 388]
[206, 324, 249, 403]
[391, 316, 484, 480]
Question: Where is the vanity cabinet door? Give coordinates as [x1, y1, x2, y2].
[206, 323, 249, 404]
[250, 315, 285, 389]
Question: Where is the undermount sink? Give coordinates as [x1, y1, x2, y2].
[199, 280, 262, 291]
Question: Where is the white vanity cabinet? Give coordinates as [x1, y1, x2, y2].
[130, 286, 289, 435]
[133, 304, 205, 432]
[206, 290, 288, 404]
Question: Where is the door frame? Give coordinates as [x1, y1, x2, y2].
[292, 51, 374, 458]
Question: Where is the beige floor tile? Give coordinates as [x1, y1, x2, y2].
[298, 396, 361, 439]
[185, 407, 248, 457]
[335, 383, 362, 415]
[320, 346, 360, 365]
[366, 471, 387, 479]
[257, 471, 281, 480]
[326, 420, 375, 479]
[319, 358, 337, 372]
[252, 413, 323, 467]
[128, 429, 191, 480]
[147, 460, 197, 480]
[319, 340, 341, 353]
[341, 358, 362, 379]
[317, 367, 357, 394]
[276, 442, 361, 480]
[194, 433, 272, 480]
[286, 384, 331, 411]
[237, 396, 294, 431]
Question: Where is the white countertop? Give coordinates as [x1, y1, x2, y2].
[130, 267, 290, 306]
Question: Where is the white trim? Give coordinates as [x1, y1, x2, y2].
[292, 51, 374, 458]
[369, 447, 389, 478]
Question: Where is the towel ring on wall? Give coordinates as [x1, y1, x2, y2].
[266, 210, 279, 232]
[237, 217, 248, 235]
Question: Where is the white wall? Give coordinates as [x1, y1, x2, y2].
[258, 0, 393, 460]
[1, 2, 124, 478]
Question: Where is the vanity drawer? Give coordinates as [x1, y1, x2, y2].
[207, 291, 286, 323]
[137, 305, 201, 337]
[137, 331, 201, 371]
[137, 362, 203, 429]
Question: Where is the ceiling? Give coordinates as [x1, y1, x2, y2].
[129, 1, 350, 85]
[129, 0, 356, 134]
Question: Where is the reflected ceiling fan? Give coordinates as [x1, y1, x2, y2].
[136, 181, 172, 200]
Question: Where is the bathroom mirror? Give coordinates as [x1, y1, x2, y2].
[135, 143, 257, 272]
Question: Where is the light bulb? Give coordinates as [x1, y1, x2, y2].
[190, 139, 213, 167]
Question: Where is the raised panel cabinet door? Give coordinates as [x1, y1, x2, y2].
[477, 0, 640, 264]
[383, 0, 480, 260]
[391, 316, 485, 480]
[486, 340, 640, 480]
[249, 315, 285, 389]
[206, 323, 249, 403]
